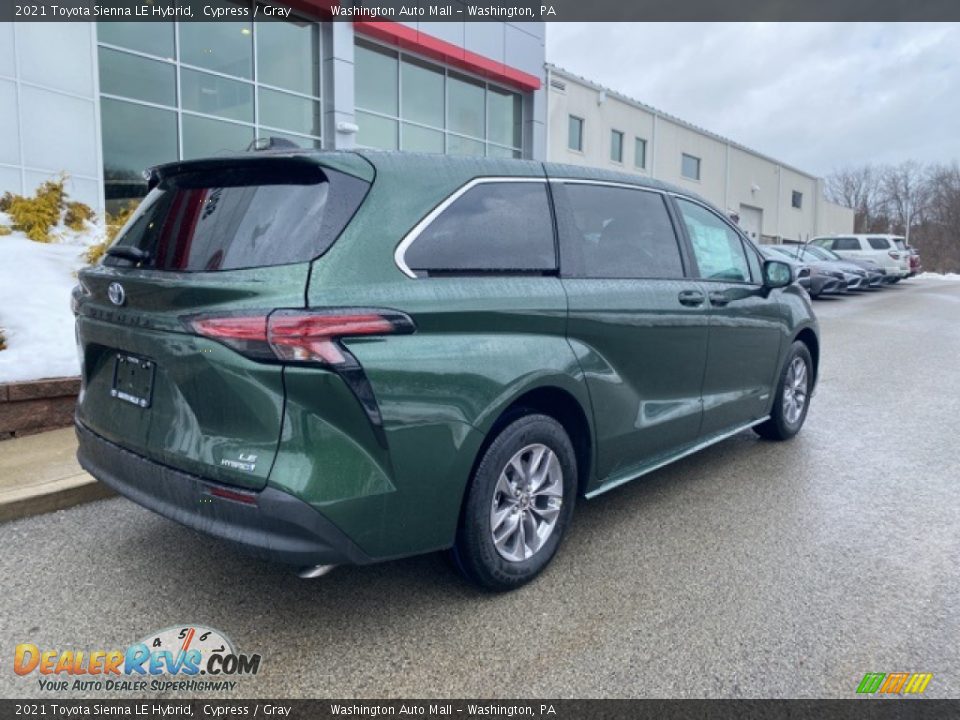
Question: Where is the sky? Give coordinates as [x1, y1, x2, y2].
[545, 23, 960, 176]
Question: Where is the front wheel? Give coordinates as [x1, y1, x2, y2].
[451, 414, 577, 591]
[754, 341, 813, 441]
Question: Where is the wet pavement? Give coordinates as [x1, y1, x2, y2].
[1, 278, 958, 699]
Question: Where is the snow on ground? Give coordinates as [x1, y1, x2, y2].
[916, 272, 960, 281]
[0, 217, 103, 383]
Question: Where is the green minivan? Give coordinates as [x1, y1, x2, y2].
[74, 150, 818, 590]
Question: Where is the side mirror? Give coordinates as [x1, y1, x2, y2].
[763, 259, 793, 289]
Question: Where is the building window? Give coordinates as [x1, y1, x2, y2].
[568, 115, 583, 152]
[681, 153, 701, 181]
[610, 130, 624, 163]
[354, 38, 524, 159]
[634, 137, 647, 169]
[792, 191, 803, 209]
[96, 11, 323, 212]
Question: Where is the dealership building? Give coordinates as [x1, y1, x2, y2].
[0, 12, 546, 212]
[0, 16, 852, 242]
[546, 64, 853, 243]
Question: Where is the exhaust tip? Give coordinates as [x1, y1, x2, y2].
[298, 564, 337, 579]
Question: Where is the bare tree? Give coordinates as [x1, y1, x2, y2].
[825, 165, 880, 232]
[880, 161, 930, 244]
[920, 163, 960, 272]
[826, 161, 960, 272]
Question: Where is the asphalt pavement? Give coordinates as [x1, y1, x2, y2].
[1, 278, 958, 699]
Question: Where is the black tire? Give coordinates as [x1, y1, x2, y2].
[754, 341, 813, 441]
[451, 413, 577, 591]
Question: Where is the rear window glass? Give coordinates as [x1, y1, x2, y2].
[868, 237, 891, 250]
[105, 165, 369, 272]
[405, 181, 555, 276]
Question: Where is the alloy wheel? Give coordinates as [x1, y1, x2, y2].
[782, 356, 808, 425]
[490, 443, 564, 562]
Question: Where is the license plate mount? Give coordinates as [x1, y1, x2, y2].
[111, 353, 155, 409]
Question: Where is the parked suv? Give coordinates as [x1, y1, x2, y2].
[73, 152, 819, 590]
[811, 234, 909, 281]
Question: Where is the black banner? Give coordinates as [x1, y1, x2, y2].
[2, 0, 960, 23]
[2, 700, 959, 719]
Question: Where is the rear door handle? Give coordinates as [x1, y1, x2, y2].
[708, 292, 729, 307]
[678, 289, 705, 307]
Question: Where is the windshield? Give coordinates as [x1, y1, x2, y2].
[771, 245, 803, 261]
[802, 245, 839, 262]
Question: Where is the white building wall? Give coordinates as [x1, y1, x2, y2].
[778, 166, 818, 242]
[650, 116, 726, 202]
[816, 198, 856, 237]
[0, 23, 102, 210]
[546, 65, 853, 241]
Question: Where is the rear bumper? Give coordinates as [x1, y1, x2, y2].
[75, 420, 373, 568]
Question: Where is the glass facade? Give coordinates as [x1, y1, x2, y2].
[354, 39, 524, 158]
[97, 6, 322, 210]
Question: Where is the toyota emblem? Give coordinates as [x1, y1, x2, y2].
[107, 282, 126, 306]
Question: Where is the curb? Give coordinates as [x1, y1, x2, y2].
[0, 425, 115, 524]
[0, 474, 115, 524]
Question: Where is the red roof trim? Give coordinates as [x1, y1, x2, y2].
[354, 20, 542, 92]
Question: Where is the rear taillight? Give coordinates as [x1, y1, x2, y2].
[186, 309, 414, 367]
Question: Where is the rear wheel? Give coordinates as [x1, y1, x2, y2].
[451, 414, 577, 591]
[754, 341, 813, 441]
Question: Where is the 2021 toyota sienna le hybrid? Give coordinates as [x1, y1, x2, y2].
[73, 151, 819, 591]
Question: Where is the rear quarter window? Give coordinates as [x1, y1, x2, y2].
[868, 237, 891, 250]
[404, 181, 556, 276]
[105, 165, 369, 272]
[833, 237, 861, 251]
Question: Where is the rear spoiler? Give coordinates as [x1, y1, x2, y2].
[144, 154, 329, 192]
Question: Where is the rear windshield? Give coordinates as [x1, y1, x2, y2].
[105, 165, 369, 272]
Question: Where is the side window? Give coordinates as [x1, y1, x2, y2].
[833, 237, 859, 251]
[868, 237, 890, 250]
[675, 198, 751, 282]
[555, 183, 684, 279]
[404, 181, 555, 276]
